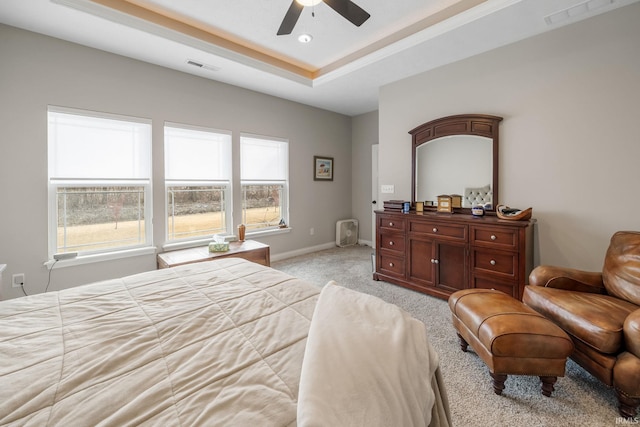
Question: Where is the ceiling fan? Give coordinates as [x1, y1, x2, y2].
[277, 0, 371, 36]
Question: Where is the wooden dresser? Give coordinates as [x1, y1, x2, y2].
[374, 210, 534, 300]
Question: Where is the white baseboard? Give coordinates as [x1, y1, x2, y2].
[271, 242, 336, 262]
[271, 241, 373, 262]
[358, 239, 373, 247]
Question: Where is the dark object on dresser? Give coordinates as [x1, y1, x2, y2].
[496, 205, 533, 221]
[383, 200, 406, 212]
[523, 231, 640, 418]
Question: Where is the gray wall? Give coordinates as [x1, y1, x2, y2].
[0, 24, 355, 299]
[378, 3, 640, 270]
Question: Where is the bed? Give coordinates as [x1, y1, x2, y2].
[0, 258, 450, 426]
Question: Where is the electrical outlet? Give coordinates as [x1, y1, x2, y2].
[12, 273, 24, 288]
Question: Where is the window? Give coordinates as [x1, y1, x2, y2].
[165, 124, 232, 242]
[48, 107, 152, 257]
[240, 134, 289, 232]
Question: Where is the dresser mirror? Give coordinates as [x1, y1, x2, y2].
[410, 114, 502, 213]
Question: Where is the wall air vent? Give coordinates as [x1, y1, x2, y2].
[186, 60, 220, 72]
[544, 0, 614, 25]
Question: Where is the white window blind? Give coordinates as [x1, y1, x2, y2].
[48, 109, 151, 181]
[165, 125, 231, 181]
[241, 136, 288, 181]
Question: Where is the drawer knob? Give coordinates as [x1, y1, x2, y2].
[491, 235, 497, 241]
[389, 222, 394, 226]
[433, 227, 438, 233]
[389, 241, 394, 246]
[431, 259, 439, 264]
[490, 260, 496, 266]
[389, 262, 394, 267]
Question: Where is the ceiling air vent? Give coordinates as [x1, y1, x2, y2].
[544, 0, 614, 25]
[186, 60, 220, 72]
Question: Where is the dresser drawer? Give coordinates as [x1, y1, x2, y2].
[472, 249, 518, 279]
[472, 276, 518, 299]
[378, 215, 406, 232]
[471, 226, 518, 250]
[379, 232, 405, 253]
[378, 253, 405, 278]
[409, 220, 467, 241]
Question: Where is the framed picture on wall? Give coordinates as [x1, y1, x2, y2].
[314, 156, 334, 181]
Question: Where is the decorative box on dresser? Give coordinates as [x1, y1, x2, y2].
[374, 211, 535, 300]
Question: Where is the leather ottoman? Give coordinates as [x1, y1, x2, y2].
[448, 288, 574, 397]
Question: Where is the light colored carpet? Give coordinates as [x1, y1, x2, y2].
[272, 244, 626, 426]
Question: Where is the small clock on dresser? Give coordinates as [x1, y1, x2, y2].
[437, 195, 453, 213]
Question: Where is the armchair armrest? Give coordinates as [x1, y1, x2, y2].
[529, 265, 607, 294]
[625, 308, 640, 358]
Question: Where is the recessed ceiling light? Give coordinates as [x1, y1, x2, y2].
[296, 0, 322, 6]
[298, 34, 313, 43]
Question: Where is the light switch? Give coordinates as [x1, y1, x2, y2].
[381, 184, 395, 194]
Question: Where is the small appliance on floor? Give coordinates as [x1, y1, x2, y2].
[336, 219, 358, 247]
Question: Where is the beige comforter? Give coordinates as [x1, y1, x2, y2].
[0, 258, 450, 426]
[298, 282, 451, 427]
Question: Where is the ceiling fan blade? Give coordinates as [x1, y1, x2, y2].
[324, 0, 370, 27]
[277, 1, 304, 35]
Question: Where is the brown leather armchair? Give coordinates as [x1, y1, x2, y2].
[523, 231, 640, 418]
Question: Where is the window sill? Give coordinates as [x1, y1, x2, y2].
[43, 228, 293, 269]
[44, 246, 157, 269]
[246, 227, 292, 238]
[161, 228, 292, 252]
[162, 237, 222, 252]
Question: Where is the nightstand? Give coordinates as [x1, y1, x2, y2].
[157, 240, 270, 269]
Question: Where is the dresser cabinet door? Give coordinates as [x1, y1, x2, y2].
[436, 242, 467, 293]
[409, 217, 468, 294]
[408, 238, 434, 288]
[408, 237, 467, 293]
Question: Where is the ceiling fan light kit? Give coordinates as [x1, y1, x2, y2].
[296, 0, 322, 6]
[278, 0, 370, 36]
